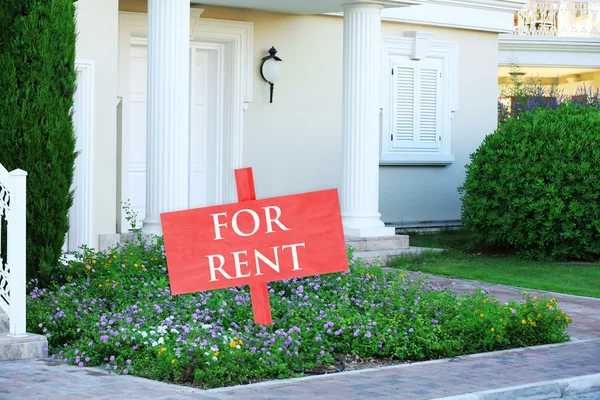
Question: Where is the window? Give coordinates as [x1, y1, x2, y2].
[381, 33, 458, 165]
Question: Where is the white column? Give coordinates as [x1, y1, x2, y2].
[143, 0, 190, 235]
[341, 3, 395, 238]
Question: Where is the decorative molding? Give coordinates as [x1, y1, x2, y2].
[403, 31, 432, 60]
[69, 59, 95, 250]
[426, 0, 526, 12]
[499, 36, 600, 67]
[380, 34, 459, 165]
[191, 18, 254, 107]
[327, 0, 521, 33]
[190, 8, 204, 38]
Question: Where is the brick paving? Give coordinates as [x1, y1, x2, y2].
[1, 273, 599, 400]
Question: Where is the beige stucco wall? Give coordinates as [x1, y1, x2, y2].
[116, 1, 499, 229]
[379, 24, 499, 224]
[75, 0, 119, 247]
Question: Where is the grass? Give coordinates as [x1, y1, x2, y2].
[392, 229, 600, 299]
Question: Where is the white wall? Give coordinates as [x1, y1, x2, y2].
[116, 2, 499, 230]
[75, 0, 119, 247]
[380, 24, 499, 224]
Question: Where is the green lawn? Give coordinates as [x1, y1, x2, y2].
[391, 229, 600, 299]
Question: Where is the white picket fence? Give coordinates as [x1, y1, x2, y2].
[0, 162, 27, 337]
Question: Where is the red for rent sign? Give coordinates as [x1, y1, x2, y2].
[160, 168, 348, 325]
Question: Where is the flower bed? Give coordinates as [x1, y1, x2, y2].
[27, 238, 571, 389]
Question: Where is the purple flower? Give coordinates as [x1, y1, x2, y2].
[408, 328, 414, 333]
[123, 369, 128, 375]
[85, 357, 90, 362]
[78, 362, 84, 367]
[100, 335, 109, 343]
[353, 330, 360, 337]
[511, 309, 517, 315]
[110, 355, 115, 361]
[364, 331, 372, 338]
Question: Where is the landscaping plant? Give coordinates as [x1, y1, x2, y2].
[460, 101, 600, 260]
[27, 238, 571, 389]
[0, 0, 78, 282]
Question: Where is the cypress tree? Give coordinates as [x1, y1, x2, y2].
[0, 0, 77, 283]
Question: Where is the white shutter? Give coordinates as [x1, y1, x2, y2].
[390, 57, 442, 152]
[417, 61, 441, 149]
[391, 59, 417, 149]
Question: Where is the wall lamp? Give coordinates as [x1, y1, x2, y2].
[260, 46, 282, 103]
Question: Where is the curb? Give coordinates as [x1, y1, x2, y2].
[434, 373, 600, 400]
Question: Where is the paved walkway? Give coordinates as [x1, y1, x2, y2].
[1, 273, 599, 400]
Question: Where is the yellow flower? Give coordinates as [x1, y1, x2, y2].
[229, 341, 236, 348]
[480, 314, 484, 318]
[113, 255, 117, 259]
[108, 251, 112, 255]
[503, 323, 507, 327]
[98, 284, 102, 288]
[239, 340, 243, 345]
[171, 359, 176, 364]
[134, 264, 138, 268]
[482, 300, 487, 304]
[233, 336, 238, 341]
[499, 318, 503, 322]
[533, 296, 538, 300]
[92, 260, 96, 264]
[496, 334, 500, 339]
[490, 327, 495, 332]
[565, 317, 570, 323]
[214, 351, 219, 357]
[537, 313, 541, 318]
[522, 319, 527, 324]
[86, 265, 91, 271]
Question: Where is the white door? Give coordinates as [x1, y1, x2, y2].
[122, 45, 220, 230]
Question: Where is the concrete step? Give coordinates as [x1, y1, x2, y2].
[354, 247, 444, 265]
[345, 235, 409, 252]
[0, 332, 47, 360]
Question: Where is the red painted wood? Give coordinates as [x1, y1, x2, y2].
[235, 168, 272, 325]
[249, 283, 272, 325]
[160, 167, 348, 327]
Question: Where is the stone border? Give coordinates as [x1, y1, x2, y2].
[435, 373, 600, 400]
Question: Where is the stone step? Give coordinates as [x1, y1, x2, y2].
[354, 247, 444, 266]
[0, 332, 47, 360]
[345, 235, 409, 252]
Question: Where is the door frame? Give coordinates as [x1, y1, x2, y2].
[117, 10, 253, 231]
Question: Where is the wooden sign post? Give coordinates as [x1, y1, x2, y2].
[160, 167, 348, 325]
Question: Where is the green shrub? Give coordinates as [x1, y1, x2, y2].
[0, 0, 78, 282]
[460, 101, 600, 260]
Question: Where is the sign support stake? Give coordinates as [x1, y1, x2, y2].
[235, 167, 273, 325]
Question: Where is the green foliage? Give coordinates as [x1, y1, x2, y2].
[0, 0, 77, 282]
[460, 101, 600, 260]
[27, 238, 571, 389]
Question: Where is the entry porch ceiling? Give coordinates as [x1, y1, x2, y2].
[189, 0, 425, 15]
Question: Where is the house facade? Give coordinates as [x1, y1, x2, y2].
[67, 0, 524, 252]
[498, 0, 600, 108]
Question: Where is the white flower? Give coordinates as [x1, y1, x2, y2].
[151, 341, 158, 347]
[212, 356, 217, 361]
[158, 337, 165, 345]
[170, 328, 179, 334]
[201, 324, 212, 329]
[141, 332, 148, 338]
